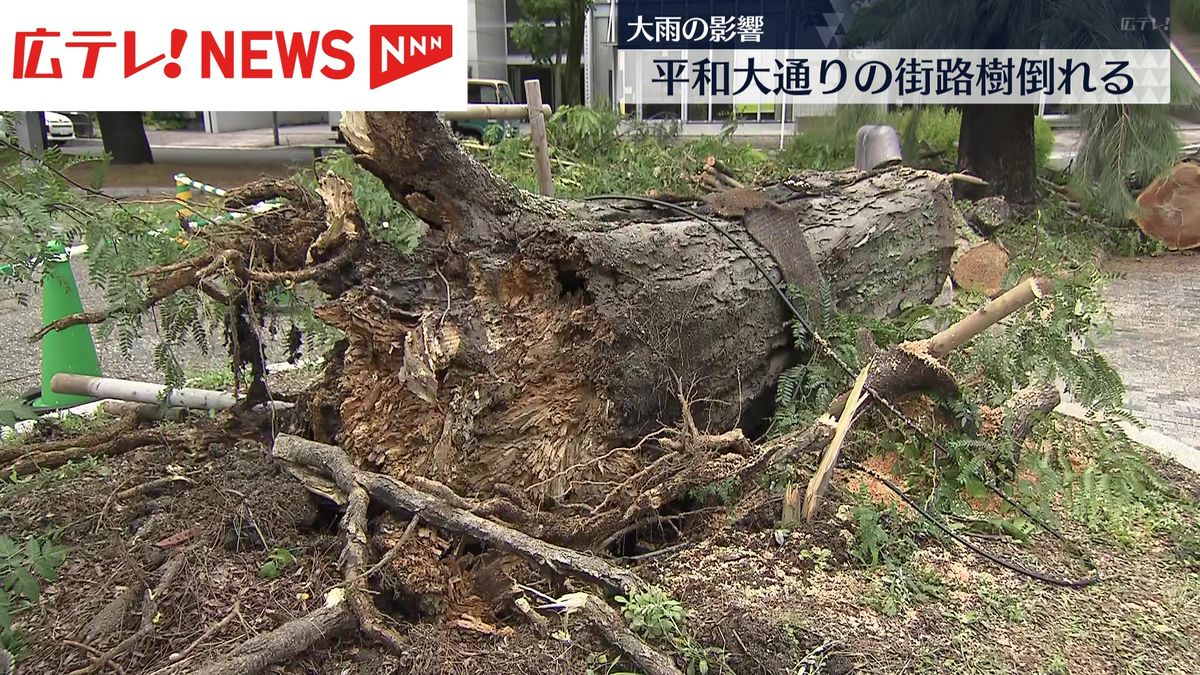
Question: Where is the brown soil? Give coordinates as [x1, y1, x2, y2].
[4, 415, 1199, 675]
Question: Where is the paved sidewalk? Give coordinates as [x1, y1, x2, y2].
[1094, 254, 1200, 449]
[1047, 119, 1200, 169]
[70, 124, 339, 151]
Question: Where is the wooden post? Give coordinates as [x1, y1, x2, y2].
[524, 79, 554, 197]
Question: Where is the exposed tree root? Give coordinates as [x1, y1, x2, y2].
[29, 173, 355, 342]
[187, 597, 353, 675]
[185, 434, 675, 674]
[272, 434, 648, 595]
[0, 411, 138, 465]
[552, 594, 684, 675]
[1, 414, 169, 476]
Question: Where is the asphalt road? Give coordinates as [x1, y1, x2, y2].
[0, 263, 229, 400]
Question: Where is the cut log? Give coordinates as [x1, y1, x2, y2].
[952, 241, 1010, 298]
[313, 112, 959, 509]
[1134, 163, 1200, 250]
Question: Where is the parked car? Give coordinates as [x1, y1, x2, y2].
[43, 112, 75, 144]
[56, 112, 93, 138]
[450, 79, 517, 141]
[0, 113, 75, 146]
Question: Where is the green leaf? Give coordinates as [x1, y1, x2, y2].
[270, 548, 295, 567]
[23, 539, 40, 565]
[258, 561, 279, 579]
[0, 539, 17, 561]
[11, 567, 38, 603]
[28, 550, 59, 582]
[0, 589, 10, 630]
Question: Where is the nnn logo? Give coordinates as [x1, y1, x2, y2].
[370, 25, 453, 89]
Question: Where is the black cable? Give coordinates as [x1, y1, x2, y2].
[584, 194, 1100, 587]
[844, 460, 1099, 588]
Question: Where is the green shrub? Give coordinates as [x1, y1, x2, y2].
[547, 106, 622, 158]
[779, 107, 1053, 171]
[1034, 116, 1055, 166]
[0, 536, 69, 655]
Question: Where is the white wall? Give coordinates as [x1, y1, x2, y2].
[588, 4, 615, 105]
[470, 0, 509, 80]
[204, 111, 327, 133]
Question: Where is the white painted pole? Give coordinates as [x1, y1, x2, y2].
[51, 373, 292, 411]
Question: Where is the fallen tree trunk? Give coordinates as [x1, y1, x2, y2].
[306, 112, 959, 508]
[70, 112, 959, 511]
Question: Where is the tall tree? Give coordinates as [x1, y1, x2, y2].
[852, 0, 1160, 204]
[510, 0, 591, 106]
[97, 112, 153, 165]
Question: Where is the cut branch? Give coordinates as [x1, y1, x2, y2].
[927, 277, 1051, 359]
[828, 277, 1052, 418]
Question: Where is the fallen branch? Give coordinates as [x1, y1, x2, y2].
[272, 434, 648, 595]
[188, 592, 352, 675]
[560, 594, 684, 675]
[982, 381, 1062, 472]
[31, 265, 203, 341]
[703, 165, 744, 190]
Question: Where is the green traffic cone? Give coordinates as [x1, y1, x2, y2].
[32, 242, 102, 409]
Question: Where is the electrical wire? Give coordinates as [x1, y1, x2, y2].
[584, 193, 1101, 588]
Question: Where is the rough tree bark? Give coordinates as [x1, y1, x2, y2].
[296, 111, 960, 509]
[957, 104, 1036, 204]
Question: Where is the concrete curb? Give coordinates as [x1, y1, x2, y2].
[1056, 400, 1200, 474]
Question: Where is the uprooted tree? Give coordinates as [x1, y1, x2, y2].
[23, 111, 1067, 671]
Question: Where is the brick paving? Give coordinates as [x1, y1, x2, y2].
[1095, 254, 1200, 448]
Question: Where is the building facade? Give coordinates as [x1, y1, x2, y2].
[197, 0, 827, 136]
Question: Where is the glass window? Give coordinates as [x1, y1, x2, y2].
[468, 83, 500, 104]
[505, 0, 522, 22]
